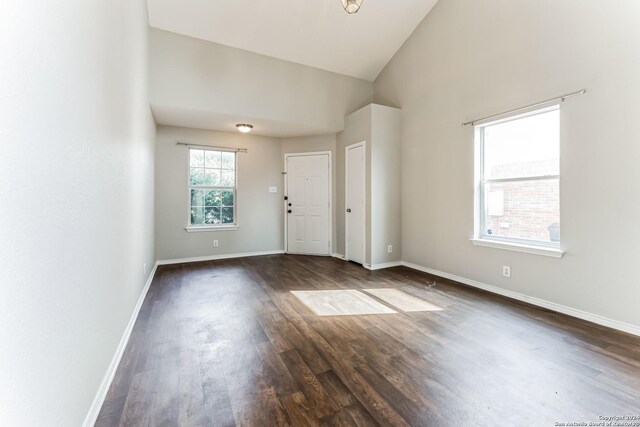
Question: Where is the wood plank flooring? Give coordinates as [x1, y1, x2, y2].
[96, 255, 640, 426]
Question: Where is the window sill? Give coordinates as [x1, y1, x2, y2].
[185, 225, 239, 233]
[470, 238, 564, 258]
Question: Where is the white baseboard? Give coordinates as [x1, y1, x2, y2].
[157, 249, 285, 266]
[401, 261, 640, 337]
[331, 255, 401, 271]
[365, 261, 403, 271]
[83, 262, 159, 427]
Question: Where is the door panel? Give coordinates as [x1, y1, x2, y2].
[294, 176, 305, 207]
[294, 215, 305, 242]
[311, 215, 321, 242]
[286, 154, 330, 255]
[310, 176, 322, 206]
[346, 144, 365, 264]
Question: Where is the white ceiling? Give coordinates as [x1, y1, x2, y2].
[147, 0, 439, 81]
[151, 105, 331, 138]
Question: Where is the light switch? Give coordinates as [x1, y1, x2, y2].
[269, 186, 278, 193]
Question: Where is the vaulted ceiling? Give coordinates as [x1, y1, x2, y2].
[147, 0, 439, 81]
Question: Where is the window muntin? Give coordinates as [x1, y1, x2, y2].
[477, 106, 560, 247]
[189, 149, 236, 226]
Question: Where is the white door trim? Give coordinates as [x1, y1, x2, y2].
[283, 151, 332, 255]
[345, 141, 366, 264]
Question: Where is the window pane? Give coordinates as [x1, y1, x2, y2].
[205, 207, 221, 224]
[204, 169, 221, 186]
[188, 149, 237, 227]
[483, 178, 560, 243]
[191, 206, 204, 225]
[220, 170, 235, 187]
[221, 207, 234, 224]
[221, 152, 235, 169]
[205, 151, 221, 168]
[190, 150, 204, 167]
[483, 109, 559, 180]
[205, 190, 222, 207]
[221, 190, 234, 206]
[190, 189, 204, 207]
[190, 168, 206, 185]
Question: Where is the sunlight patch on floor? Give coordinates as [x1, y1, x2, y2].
[363, 288, 443, 312]
[291, 290, 397, 316]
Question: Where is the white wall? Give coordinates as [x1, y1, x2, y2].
[336, 106, 373, 260]
[149, 28, 373, 136]
[0, 0, 155, 426]
[155, 126, 283, 261]
[156, 130, 341, 261]
[370, 105, 402, 266]
[374, 0, 640, 329]
[335, 104, 402, 266]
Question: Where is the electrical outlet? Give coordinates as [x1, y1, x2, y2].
[213, 240, 219, 248]
[387, 245, 393, 254]
[502, 265, 511, 278]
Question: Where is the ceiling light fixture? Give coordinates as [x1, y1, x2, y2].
[341, 0, 363, 14]
[236, 124, 253, 133]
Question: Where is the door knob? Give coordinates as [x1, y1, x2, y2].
[287, 210, 292, 213]
[346, 208, 352, 213]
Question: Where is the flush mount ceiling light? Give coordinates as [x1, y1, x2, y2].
[341, 0, 363, 14]
[236, 124, 253, 133]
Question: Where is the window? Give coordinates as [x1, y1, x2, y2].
[188, 148, 236, 228]
[475, 105, 560, 250]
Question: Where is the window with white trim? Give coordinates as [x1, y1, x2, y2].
[475, 105, 560, 247]
[188, 148, 236, 227]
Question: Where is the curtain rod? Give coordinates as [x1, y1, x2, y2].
[176, 142, 248, 153]
[461, 89, 586, 127]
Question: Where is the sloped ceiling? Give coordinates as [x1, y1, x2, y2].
[147, 0, 439, 81]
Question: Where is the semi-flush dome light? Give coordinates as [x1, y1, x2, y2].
[341, 0, 363, 14]
[236, 124, 253, 133]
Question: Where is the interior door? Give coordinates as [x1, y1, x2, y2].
[286, 154, 330, 255]
[346, 143, 365, 264]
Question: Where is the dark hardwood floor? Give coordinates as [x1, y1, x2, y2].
[96, 255, 640, 426]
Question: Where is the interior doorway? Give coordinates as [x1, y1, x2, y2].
[345, 142, 365, 264]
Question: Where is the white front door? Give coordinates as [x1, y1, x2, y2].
[345, 142, 365, 264]
[286, 154, 330, 255]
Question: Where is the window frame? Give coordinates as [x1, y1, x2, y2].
[473, 104, 562, 254]
[185, 147, 239, 231]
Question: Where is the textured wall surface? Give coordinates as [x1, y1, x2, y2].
[155, 126, 283, 260]
[0, 0, 156, 425]
[374, 0, 640, 328]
